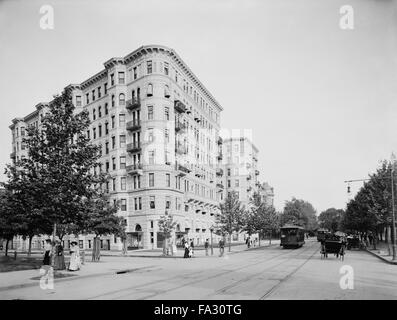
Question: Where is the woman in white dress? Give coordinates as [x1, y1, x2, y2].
[68, 241, 81, 271]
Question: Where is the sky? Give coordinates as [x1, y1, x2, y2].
[0, 0, 396, 214]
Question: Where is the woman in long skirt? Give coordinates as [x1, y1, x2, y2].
[68, 241, 81, 271]
[183, 241, 189, 258]
[54, 240, 66, 270]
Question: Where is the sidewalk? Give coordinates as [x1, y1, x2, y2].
[0, 240, 280, 293]
[364, 241, 397, 265]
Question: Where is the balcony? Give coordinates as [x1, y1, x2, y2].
[217, 136, 223, 145]
[126, 97, 141, 110]
[126, 163, 143, 175]
[176, 163, 191, 174]
[175, 122, 186, 133]
[217, 183, 224, 189]
[126, 120, 141, 131]
[255, 169, 259, 175]
[127, 143, 141, 153]
[216, 168, 223, 176]
[174, 100, 187, 113]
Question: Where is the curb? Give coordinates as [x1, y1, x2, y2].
[365, 248, 397, 265]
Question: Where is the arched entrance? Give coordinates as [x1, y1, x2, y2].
[127, 224, 144, 250]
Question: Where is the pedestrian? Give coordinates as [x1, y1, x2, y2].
[68, 241, 81, 271]
[246, 236, 250, 249]
[183, 241, 189, 258]
[189, 239, 194, 257]
[368, 233, 373, 246]
[54, 240, 65, 270]
[42, 239, 52, 267]
[219, 238, 225, 257]
[205, 239, 209, 256]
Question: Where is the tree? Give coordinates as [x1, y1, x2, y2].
[82, 197, 126, 261]
[217, 191, 245, 252]
[0, 188, 24, 256]
[318, 208, 344, 232]
[4, 89, 123, 265]
[280, 198, 318, 231]
[157, 214, 177, 255]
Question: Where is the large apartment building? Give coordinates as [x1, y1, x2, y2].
[9, 45, 224, 251]
[221, 137, 260, 207]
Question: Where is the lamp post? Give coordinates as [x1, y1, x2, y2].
[391, 154, 396, 260]
[210, 227, 214, 255]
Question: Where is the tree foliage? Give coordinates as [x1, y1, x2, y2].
[280, 198, 318, 230]
[318, 208, 344, 232]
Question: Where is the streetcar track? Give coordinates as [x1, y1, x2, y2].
[211, 242, 318, 296]
[88, 244, 306, 300]
[103, 242, 319, 300]
[259, 244, 320, 300]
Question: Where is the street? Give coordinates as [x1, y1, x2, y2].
[1, 239, 397, 300]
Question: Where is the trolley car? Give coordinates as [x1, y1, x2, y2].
[280, 225, 305, 248]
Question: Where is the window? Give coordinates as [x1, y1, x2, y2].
[86, 93, 89, 104]
[149, 173, 154, 187]
[121, 199, 127, 211]
[133, 176, 137, 189]
[148, 128, 154, 142]
[93, 109, 96, 120]
[105, 122, 109, 135]
[164, 129, 169, 143]
[227, 168, 231, 176]
[234, 168, 239, 175]
[147, 83, 153, 96]
[235, 179, 239, 187]
[76, 96, 82, 107]
[112, 178, 116, 191]
[149, 196, 155, 209]
[98, 87, 101, 98]
[134, 198, 138, 210]
[98, 106, 102, 118]
[121, 177, 126, 191]
[164, 62, 169, 75]
[164, 107, 169, 120]
[133, 67, 137, 80]
[147, 60, 152, 74]
[227, 180, 231, 188]
[119, 114, 125, 126]
[112, 157, 116, 170]
[92, 90, 95, 101]
[104, 83, 108, 94]
[118, 72, 125, 84]
[98, 124, 102, 137]
[120, 156, 126, 169]
[166, 173, 170, 187]
[93, 128, 96, 139]
[139, 197, 142, 210]
[112, 136, 116, 149]
[111, 115, 115, 128]
[105, 142, 109, 154]
[106, 161, 110, 173]
[164, 85, 170, 98]
[110, 73, 114, 86]
[165, 196, 171, 209]
[148, 150, 155, 164]
[20, 127, 25, 136]
[111, 95, 115, 107]
[148, 106, 153, 120]
[119, 93, 125, 106]
[105, 103, 109, 115]
[120, 135, 126, 148]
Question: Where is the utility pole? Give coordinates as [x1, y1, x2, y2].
[391, 155, 396, 260]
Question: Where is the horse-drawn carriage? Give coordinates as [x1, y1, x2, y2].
[320, 232, 346, 261]
[346, 235, 360, 250]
